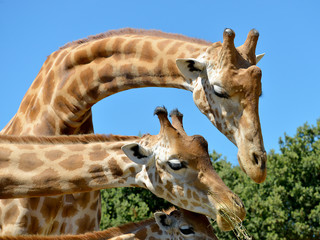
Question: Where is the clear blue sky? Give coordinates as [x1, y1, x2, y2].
[0, 1, 319, 166]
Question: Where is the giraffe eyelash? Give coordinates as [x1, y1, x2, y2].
[213, 85, 229, 99]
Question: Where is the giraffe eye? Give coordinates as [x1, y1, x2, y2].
[213, 85, 229, 99]
[167, 160, 187, 171]
[179, 226, 195, 235]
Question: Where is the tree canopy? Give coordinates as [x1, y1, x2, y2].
[100, 120, 320, 239]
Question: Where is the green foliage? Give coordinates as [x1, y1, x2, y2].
[212, 120, 320, 240]
[100, 120, 320, 239]
[100, 187, 171, 229]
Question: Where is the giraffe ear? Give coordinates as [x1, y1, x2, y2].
[121, 143, 153, 165]
[256, 53, 265, 64]
[176, 58, 206, 81]
[154, 212, 173, 231]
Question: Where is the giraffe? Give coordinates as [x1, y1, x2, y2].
[0, 28, 265, 235]
[0, 208, 218, 240]
[0, 107, 244, 234]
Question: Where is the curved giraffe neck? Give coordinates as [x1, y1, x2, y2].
[1, 29, 210, 136]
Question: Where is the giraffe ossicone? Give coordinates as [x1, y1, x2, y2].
[0, 107, 244, 233]
[0, 208, 218, 240]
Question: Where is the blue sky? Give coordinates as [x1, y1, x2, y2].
[0, 1, 319, 166]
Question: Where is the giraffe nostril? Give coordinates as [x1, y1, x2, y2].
[253, 153, 259, 165]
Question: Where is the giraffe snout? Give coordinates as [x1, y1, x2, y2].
[237, 149, 267, 184]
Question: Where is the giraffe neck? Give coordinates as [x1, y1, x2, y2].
[1, 29, 209, 135]
[0, 134, 144, 198]
[0, 219, 162, 240]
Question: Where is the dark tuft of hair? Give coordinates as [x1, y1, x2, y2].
[169, 108, 183, 118]
[154, 106, 168, 116]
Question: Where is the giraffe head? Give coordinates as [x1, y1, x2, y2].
[122, 107, 245, 231]
[153, 208, 217, 239]
[176, 28, 267, 183]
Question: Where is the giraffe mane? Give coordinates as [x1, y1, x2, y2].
[0, 134, 142, 145]
[60, 27, 212, 49]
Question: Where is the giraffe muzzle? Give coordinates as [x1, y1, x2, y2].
[238, 150, 267, 183]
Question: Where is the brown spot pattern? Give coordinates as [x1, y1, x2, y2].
[120, 64, 134, 79]
[79, 67, 94, 88]
[193, 192, 200, 201]
[45, 150, 64, 161]
[156, 39, 172, 51]
[31, 168, 63, 195]
[67, 79, 83, 102]
[91, 40, 111, 58]
[112, 37, 125, 51]
[75, 214, 91, 233]
[90, 199, 99, 211]
[27, 216, 40, 234]
[28, 197, 40, 210]
[0, 147, 12, 168]
[1, 199, 13, 206]
[180, 199, 188, 206]
[53, 95, 70, 115]
[123, 39, 139, 54]
[89, 148, 109, 161]
[69, 177, 91, 192]
[60, 222, 67, 234]
[108, 159, 123, 178]
[194, 90, 200, 101]
[28, 99, 40, 121]
[50, 220, 60, 234]
[62, 205, 78, 218]
[135, 228, 147, 239]
[76, 192, 91, 209]
[40, 197, 62, 222]
[155, 186, 164, 196]
[165, 181, 173, 194]
[59, 154, 84, 171]
[4, 205, 19, 224]
[167, 42, 182, 55]
[19, 95, 32, 114]
[43, 70, 55, 104]
[154, 58, 164, 76]
[89, 164, 108, 184]
[31, 74, 43, 90]
[74, 49, 91, 65]
[167, 59, 178, 75]
[187, 189, 192, 199]
[18, 153, 43, 172]
[98, 63, 114, 83]
[140, 41, 157, 62]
